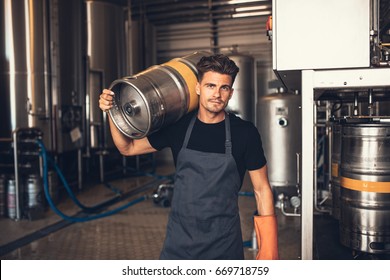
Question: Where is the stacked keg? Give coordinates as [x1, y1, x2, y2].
[339, 121, 390, 254]
[0, 174, 6, 217]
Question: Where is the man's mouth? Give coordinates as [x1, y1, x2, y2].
[209, 99, 222, 104]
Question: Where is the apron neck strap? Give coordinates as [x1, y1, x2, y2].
[224, 112, 232, 155]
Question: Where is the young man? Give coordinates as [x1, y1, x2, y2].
[99, 54, 278, 260]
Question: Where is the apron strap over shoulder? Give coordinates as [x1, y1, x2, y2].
[224, 112, 232, 155]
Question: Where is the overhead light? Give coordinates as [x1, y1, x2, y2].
[232, 10, 271, 18]
[235, 5, 268, 12]
[228, 0, 267, 4]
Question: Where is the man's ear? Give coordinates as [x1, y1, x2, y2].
[196, 82, 200, 95]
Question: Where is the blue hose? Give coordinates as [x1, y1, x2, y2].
[238, 191, 254, 197]
[37, 140, 147, 222]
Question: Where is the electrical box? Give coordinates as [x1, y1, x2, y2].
[272, 0, 370, 91]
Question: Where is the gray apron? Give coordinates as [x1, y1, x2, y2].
[160, 113, 244, 260]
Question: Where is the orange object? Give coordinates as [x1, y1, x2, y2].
[340, 176, 390, 193]
[254, 214, 279, 260]
[266, 16, 272, 31]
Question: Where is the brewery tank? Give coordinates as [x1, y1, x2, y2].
[227, 53, 255, 122]
[86, 0, 128, 148]
[1, 0, 52, 148]
[108, 52, 210, 139]
[339, 122, 390, 254]
[256, 92, 301, 195]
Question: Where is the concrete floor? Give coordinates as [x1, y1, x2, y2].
[0, 163, 386, 260]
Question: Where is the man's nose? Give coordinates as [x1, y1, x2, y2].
[213, 88, 222, 97]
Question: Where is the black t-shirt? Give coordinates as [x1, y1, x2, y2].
[148, 111, 267, 184]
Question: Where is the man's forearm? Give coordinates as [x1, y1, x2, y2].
[106, 114, 134, 155]
[254, 187, 275, 216]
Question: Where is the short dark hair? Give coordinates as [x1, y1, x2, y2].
[196, 54, 240, 85]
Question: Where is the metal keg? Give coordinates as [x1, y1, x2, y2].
[0, 175, 6, 217]
[108, 51, 210, 139]
[330, 122, 342, 220]
[6, 177, 16, 219]
[25, 174, 43, 209]
[339, 122, 390, 254]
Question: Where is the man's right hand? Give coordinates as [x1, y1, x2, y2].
[99, 89, 115, 113]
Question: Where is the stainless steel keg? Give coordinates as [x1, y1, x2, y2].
[0, 175, 6, 217]
[25, 174, 43, 208]
[108, 51, 210, 139]
[339, 122, 390, 254]
[6, 177, 16, 219]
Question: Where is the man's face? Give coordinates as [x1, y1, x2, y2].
[196, 71, 233, 114]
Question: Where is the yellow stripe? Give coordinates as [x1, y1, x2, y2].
[164, 60, 199, 112]
[340, 176, 390, 193]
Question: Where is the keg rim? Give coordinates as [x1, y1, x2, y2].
[108, 78, 151, 139]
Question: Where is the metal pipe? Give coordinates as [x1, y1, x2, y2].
[157, 26, 266, 41]
[326, 101, 332, 191]
[12, 129, 21, 220]
[353, 92, 359, 116]
[313, 102, 331, 214]
[278, 193, 300, 217]
[156, 43, 271, 58]
[280, 200, 300, 217]
[296, 152, 300, 193]
[313, 103, 319, 211]
[368, 89, 373, 116]
[85, 56, 91, 157]
[42, 0, 51, 121]
[135, 4, 271, 20]
[132, 0, 271, 15]
[158, 20, 263, 34]
[375, 0, 380, 48]
[78, 148, 82, 190]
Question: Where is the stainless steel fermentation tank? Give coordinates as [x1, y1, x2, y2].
[1, 0, 128, 151]
[257, 92, 301, 195]
[109, 52, 209, 139]
[86, 0, 128, 148]
[339, 123, 390, 254]
[1, 0, 52, 147]
[226, 54, 255, 122]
